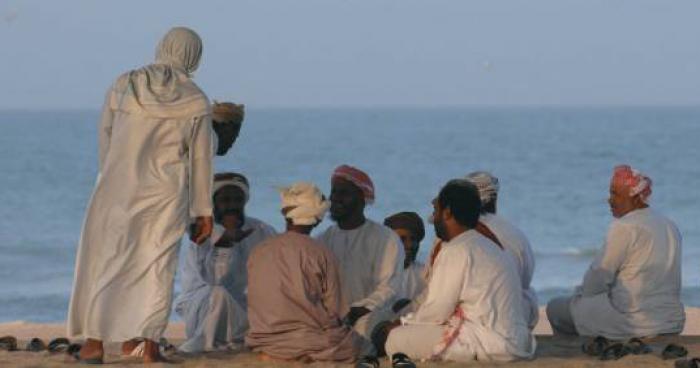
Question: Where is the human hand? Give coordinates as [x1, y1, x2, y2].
[190, 216, 213, 245]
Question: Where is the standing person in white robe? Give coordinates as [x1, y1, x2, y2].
[316, 165, 404, 359]
[385, 180, 536, 367]
[547, 165, 684, 339]
[382, 212, 427, 314]
[464, 171, 539, 329]
[67, 27, 214, 364]
[175, 172, 277, 352]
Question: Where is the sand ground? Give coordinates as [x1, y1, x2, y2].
[1, 308, 699, 367]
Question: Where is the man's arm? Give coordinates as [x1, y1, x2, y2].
[580, 222, 634, 297]
[97, 90, 114, 173]
[351, 231, 405, 311]
[405, 245, 468, 325]
[188, 115, 214, 244]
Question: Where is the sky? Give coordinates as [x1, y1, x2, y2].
[1, 0, 700, 109]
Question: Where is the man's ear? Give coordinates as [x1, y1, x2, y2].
[443, 206, 454, 223]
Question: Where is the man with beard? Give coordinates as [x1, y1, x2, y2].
[383, 212, 427, 314]
[316, 165, 404, 359]
[384, 180, 535, 367]
[174, 172, 277, 352]
[546, 165, 684, 338]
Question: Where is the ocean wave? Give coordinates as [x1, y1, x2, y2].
[535, 246, 600, 258]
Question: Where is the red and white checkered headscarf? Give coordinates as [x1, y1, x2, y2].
[612, 165, 652, 203]
[332, 165, 375, 204]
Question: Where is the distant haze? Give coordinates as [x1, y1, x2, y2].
[2, 0, 699, 109]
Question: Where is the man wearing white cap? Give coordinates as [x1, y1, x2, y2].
[547, 165, 684, 339]
[175, 172, 277, 352]
[246, 182, 360, 363]
[464, 171, 539, 330]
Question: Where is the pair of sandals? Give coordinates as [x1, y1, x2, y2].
[0, 336, 77, 354]
[355, 353, 416, 368]
[582, 336, 652, 360]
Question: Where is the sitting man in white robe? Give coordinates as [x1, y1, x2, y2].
[385, 180, 535, 367]
[464, 171, 539, 329]
[547, 165, 684, 339]
[383, 212, 427, 315]
[175, 172, 277, 352]
[316, 165, 404, 358]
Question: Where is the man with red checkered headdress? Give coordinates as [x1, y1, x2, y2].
[547, 165, 685, 339]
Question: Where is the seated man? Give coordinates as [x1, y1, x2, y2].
[246, 182, 360, 363]
[317, 165, 404, 356]
[383, 212, 427, 314]
[464, 171, 538, 329]
[175, 172, 277, 352]
[385, 180, 535, 366]
[547, 165, 684, 339]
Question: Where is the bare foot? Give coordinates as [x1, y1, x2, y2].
[121, 338, 142, 356]
[78, 338, 104, 363]
[142, 339, 167, 364]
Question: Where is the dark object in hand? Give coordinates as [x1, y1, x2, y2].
[392, 298, 412, 313]
[343, 306, 371, 327]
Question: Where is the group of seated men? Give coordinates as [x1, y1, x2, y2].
[168, 104, 685, 367]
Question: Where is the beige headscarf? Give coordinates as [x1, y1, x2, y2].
[279, 182, 330, 226]
[109, 27, 209, 118]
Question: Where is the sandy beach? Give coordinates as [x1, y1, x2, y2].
[1, 307, 699, 367]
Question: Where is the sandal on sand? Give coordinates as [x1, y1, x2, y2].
[355, 355, 380, 368]
[66, 343, 82, 357]
[392, 353, 417, 368]
[48, 338, 71, 353]
[600, 342, 630, 361]
[663, 343, 689, 360]
[676, 358, 700, 368]
[26, 337, 46, 352]
[0, 336, 18, 351]
[625, 337, 652, 355]
[582, 336, 611, 356]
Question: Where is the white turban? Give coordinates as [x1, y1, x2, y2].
[279, 182, 330, 226]
[213, 173, 250, 203]
[464, 171, 500, 205]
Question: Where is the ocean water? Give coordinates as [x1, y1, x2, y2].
[1, 107, 699, 322]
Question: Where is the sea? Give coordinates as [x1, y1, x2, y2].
[1, 107, 699, 322]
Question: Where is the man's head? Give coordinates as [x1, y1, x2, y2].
[279, 182, 330, 234]
[330, 165, 374, 223]
[609, 165, 651, 218]
[212, 172, 250, 224]
[464, 171, 499, 214]
[212, 102, 245, 156]
[384, 212, 425, 268]
[432, 179, 481, 242]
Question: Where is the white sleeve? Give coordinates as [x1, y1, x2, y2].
[188, 115, 214, 218]
[581, 222, 634, 297]
[403, 245, 467, 325]
[351, 231, 405, 311]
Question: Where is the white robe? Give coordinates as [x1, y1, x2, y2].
[316, 220, 404, 341]
[570, 207, 685, 339]
[175, 218, 276, 352]
[399, 262, 426, 303]
[67, 68, 213, 342]
[387, 230, 535, 362]
[480, 213, 539, 329]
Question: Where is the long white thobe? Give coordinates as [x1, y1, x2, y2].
[387, 230, 535, 362]
[480, 213, 539, 329]
[316, 220, 404, 342]
[399, 262, 426, 303]
[67, 72, 213, 342]
[175, 217, 276, 352]
[570, 207, 685, 339]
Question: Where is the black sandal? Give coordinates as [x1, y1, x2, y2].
[582, 336, 611, 356]
[355, 355, 380, 368]
[25, 337, 46, 352]
[600, 342, 630, 361]
[0, 336, 18, 351]
[625, 337, 652, 355]
[392, 352, 417, 368]
[663, 343, 689, 360]
[47, 338, 71, 353]
[676, 358, 700, 368]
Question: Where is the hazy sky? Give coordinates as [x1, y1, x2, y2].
[2, 0, 700, 109]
